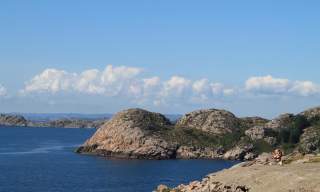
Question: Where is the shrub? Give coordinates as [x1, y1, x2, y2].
[253, 139, 273, 153]
[276, 115, 310, 152]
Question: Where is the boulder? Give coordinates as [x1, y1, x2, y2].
[76, 108, 178, 159]
[176, 109, 240, 135]
[223, 144, 254, 160]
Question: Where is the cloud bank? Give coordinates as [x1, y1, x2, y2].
[245, 75, 320, 96]
[20, 66, 320, 108]
[21, 65, 235, 105]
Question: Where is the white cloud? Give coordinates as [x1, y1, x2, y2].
[290, 81, 320, 96]
[210, 83, 235, 96]
[143, 76, 160, 88]
[0, 84, 7, 96]
[101, 65, 142, 85]
[245, 75, 320, 96]
[245, 75, 290, 94]
[161, 76, 191, 97]
[192, 79, 210, 94]
[23, 65, 142, 96]
[23, 69, 75, 93]
[223, 88, 235, 96]
[22, 66, 320, 108]
[74, 69, 105, 94]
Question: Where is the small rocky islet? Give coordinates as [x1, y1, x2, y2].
[0, 114, 106, 128]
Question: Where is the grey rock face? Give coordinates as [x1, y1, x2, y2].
[0, 114, 28, 126]
[176, 146, 224, 159]
[77, 108, 178, 159]
[245, 126, 266, 140]
[299, 106, 320, 120]
[223, 144, 254, 160]
[298, 126, 320, 153]
[264, 113, 295, 130]
[239, 116, 269, 128]
[176, 109, 240, 135]
[245, 126, 277, 145]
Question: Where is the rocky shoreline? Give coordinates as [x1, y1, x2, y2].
[0, 114, 107, 128]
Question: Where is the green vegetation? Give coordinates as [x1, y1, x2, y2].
[156, 126, 246, 150]
[278, 115, 309, 144]
[277, 115, 310, 152]
[252, 139, 273, 153]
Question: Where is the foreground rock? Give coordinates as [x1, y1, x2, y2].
[76, 109, 178, 159]
[156, 154, 320, 192]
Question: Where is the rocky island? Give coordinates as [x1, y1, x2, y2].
[76, 107, 320, 161]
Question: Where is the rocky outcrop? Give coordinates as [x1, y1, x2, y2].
[298, 126, 320, 153]
[299, 106, 320, 120]
[244, 126, 277, 146]
[239, 117, 269, 129]
[223, 144, 254, 161]
[0, 114, 28, 126]
[176, 109, 240, 135]
[76, 108, 178, 159]
[176, 146, 224, 159]
[264, 113, 295, 130]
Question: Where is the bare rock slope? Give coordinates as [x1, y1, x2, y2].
[176, 109, 240, 135]
[76, 108, 178, 159]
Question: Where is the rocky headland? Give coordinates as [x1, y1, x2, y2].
[76, 106, 320, 161]
[0, 114, 106, 128]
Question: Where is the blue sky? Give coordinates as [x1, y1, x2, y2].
[0, 0, 320, 118]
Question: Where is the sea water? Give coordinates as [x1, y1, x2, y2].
[0, 126, 238, 192]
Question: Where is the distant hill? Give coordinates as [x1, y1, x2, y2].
[11, 113, 113, 122]
[9, 113, 181, 122]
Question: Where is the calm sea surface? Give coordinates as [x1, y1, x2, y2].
[0, 126, 238, 192]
